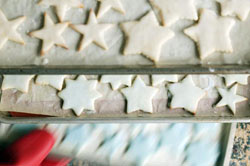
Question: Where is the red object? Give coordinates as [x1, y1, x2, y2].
[10, 112, 51, 117]
[41, 156, 71, 166]
[0, 129, 70, 166]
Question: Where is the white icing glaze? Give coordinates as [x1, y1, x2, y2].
[70, 9, 114, 51]
[121, 76, 158, 113]
[217, 0, 250, 21]
[58, 76, 102, 116]
[184, 9, 235, 60]
[29, 13, 69, 55]
[216, 84, 247, 114]
[150, 0, 197, 26]
[100, 75, 133, 90]
[169, 75, 206, 114]
[2, 75, 35, 93]
[152, 75, 179, 86]
[97, 0, 125, 18]
[35, 75, 68, 90]
[220, 74, 249, 87]
[120, 11, 174, 62]
[0, 9, 25, 49]
[39, 0, 84, 21]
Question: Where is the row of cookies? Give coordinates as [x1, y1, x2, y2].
[1, 74, 249, 116]
[1, 0, 249, 62]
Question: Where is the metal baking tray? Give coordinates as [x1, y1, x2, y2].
[49, 123, 237, 166]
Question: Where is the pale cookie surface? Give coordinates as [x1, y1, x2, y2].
[149, 0, 197, 26]
[184, 9, 235, 60]
[221, 74, 249, 87]
[217, 0, 250, 21]
[2, 75, 34, 93]
[101, 75, 133, 90]
[121, 11, 174, 62]
[39, 0, 84, 21]
[70, 10, 113, 51]
[121, 76, 158, 113]
[58, 76, 102, 116]
[169, 75, 206, 114]
[97, 0, 125, 18]
[30, 13, 69, 55]
[216, 84, 247, 114]
[36, 75, 68, 90]
[152, 75, 179, 86]
[0, 10, 25, 49]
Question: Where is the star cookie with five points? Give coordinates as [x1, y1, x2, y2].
[220, 74, 249, 87]
[97, 0, 125, 18]
[120, 11, 174, 62]
[36, 75, 68, 90]
[184, 9, 235, 60]
[121, 76, 159, 113]
[216, 84, 247, 114]
[2, 75, 35, 93]
[0, 10, 26, 49]
[149, 0, 198, 26]
[101, 75, 134, 90]
[29, 13, 69, 55]
[169, 75, 206, 114]
[39, 0, 84, 21]
[216, 0, 250, 21]
[70, 9, 114, 51]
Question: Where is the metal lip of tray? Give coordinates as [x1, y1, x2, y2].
[0, 64, 249, 74]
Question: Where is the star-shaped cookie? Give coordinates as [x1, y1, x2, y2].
[0, 10, 25, 49]
[184, 9, 235, 60]
[220, 74, 249, 87]
[29, 13, 69, 55]
[2, 75, 35, 93]
[120, 11, 174, 62]
[97, 0, 125, 18]
[121, 76, 158, 113]
[152, 75, 179, 86]
[168, 75, 206, 114]
[216, 0, 250, 21]
[58, 76, 102, 116]
[70, 9, 113, 51]
[39, 0, 84, 21]
[149, 0, 198, 26]
[100, 75, 133, 90]
[36, 75, 68, 90]
[216, 84, 247, 114]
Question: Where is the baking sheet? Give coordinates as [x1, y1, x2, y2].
[0, 0, 250, 69]
[0, 75, 249, 123]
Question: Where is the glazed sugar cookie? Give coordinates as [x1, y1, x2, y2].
[184, 9, 235, 60]
[152, 75, 179, 86]
[97, 0, 125, 18]
[149, 0, 197, 26]
[58, 76, 102, 116]
[36, 75, 68, 90]
[0, 10, 25, 49]
[39, 0, 84, 21]
[100, 75, 133, 90]
[121, 76, 158, 113]
[29, 13, 69, 55]
[216, 84, 247, 114]
[216, 0, 250, 21]
[70, 9, 113, 51]
[169, 75, 206, 114]
[2, 75, 35, 93]
[220, 74, 249, 87]
[120, 11, 174, 62]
